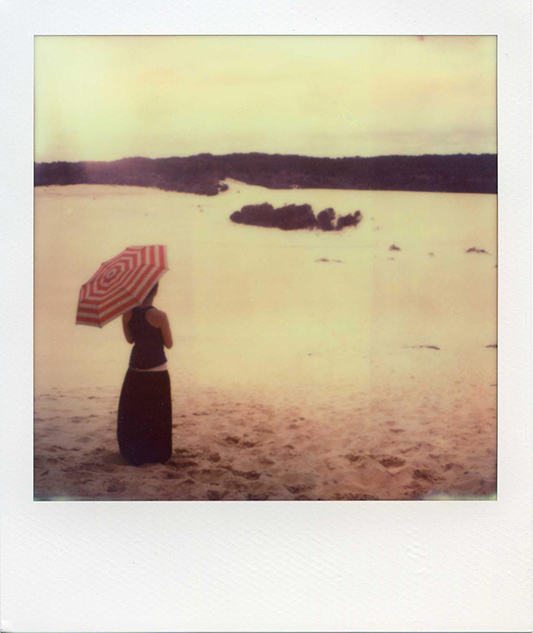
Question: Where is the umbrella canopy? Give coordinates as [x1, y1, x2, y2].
[76, 245, 169, 327]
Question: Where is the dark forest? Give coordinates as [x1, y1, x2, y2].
[34, 152, 497, 196]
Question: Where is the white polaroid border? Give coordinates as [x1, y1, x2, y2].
[1, 1, 531, 632]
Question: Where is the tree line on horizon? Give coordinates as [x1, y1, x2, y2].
[34, 152, 497, 196]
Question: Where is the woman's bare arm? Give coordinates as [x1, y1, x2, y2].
[146, 309, 173, 349]
[122, 311, 134, 344]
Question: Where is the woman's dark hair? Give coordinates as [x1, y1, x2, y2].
[146, 282, 159, 298]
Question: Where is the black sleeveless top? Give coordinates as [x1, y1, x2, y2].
[128, 306, 167, 370]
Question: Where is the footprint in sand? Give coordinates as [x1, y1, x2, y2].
[173, 449, 198, 458]
[258, 457, 275, 466]
[165, 472, 183, 480]
[168, 460, 199, 471]
[286, 483, 316, 495]
[412, 468, 440, 483]
[254, 427, 274, 435]
[378, 456, 406, 469]
[344, 453, 362, 463]
[223, 435, 241, 445]
[230, 468, 261, 480]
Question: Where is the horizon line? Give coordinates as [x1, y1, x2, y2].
[34, 151, 498, 165]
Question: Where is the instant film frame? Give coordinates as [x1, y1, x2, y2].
[33, 35, 498, 502]
[1, 1, 531, 631]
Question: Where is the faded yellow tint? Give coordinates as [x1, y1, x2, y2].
[35, 35, 496, 162]
[34, 183, 497, 500]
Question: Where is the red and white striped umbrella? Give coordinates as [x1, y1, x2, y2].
[76, 245, 169, 327]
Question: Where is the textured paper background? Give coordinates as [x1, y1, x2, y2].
[1, 1, 531, 631]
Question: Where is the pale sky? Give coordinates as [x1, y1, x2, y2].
[34, 35, 496, 162]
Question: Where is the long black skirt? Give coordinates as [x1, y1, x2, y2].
[117, 368, 172, 466]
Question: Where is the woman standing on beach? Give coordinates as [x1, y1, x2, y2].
[117, 282, 173, 466]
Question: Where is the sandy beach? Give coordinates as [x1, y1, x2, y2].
[34, 181, 497, 501]
[34, 371, 497, 501]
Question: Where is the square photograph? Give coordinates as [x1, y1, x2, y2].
[34, 35, 497, 501]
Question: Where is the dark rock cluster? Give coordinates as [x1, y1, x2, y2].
[466, 247, 490, 254]
[230, 203, 362, 231]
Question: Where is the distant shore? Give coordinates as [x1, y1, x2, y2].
[34, 152, 497, 197]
